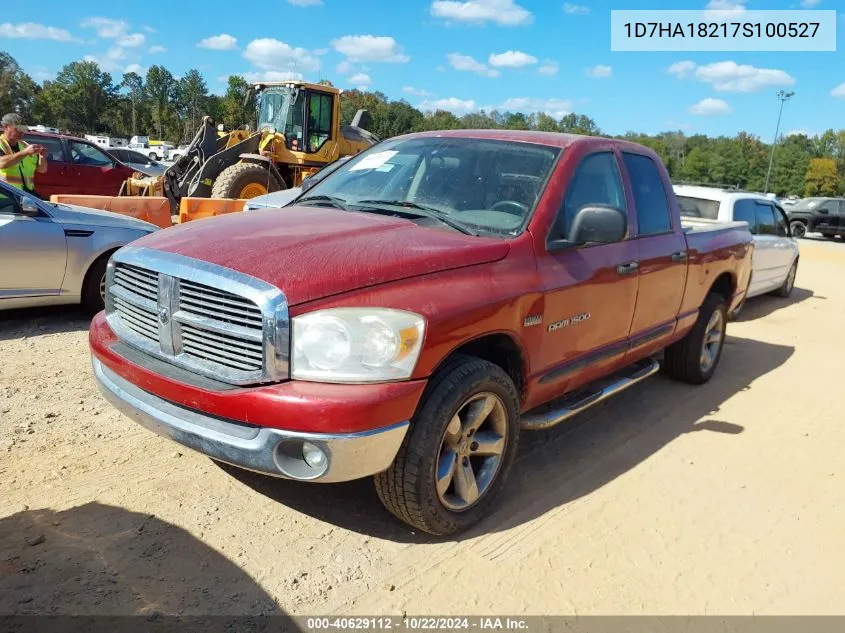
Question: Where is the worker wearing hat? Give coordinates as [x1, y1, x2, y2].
[0, 113, 48, 197]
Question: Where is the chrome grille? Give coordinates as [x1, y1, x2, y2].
[105, 247, 289, 385]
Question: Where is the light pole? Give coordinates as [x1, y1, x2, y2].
[764, 90, 795, 194]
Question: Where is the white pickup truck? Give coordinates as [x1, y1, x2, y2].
[674, 185, 800, 314]
[128, 136, 170, 162]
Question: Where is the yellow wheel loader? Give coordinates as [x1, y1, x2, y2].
[140, 81, 378, 212]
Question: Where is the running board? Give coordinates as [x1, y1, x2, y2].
[520, 358, 661, 431]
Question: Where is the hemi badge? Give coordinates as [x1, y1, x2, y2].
[523, 315, 543, 327]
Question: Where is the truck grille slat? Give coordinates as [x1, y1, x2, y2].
[180, 327, 264, 359]
[108, 260, 282, 384]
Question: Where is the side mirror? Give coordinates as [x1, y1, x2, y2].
[19, 198, 40, 216]
[818, 207, 829, 214]
[549, 205, 627, 251]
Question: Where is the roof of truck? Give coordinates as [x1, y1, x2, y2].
[673, 184, 775, 204]
[396, 129, 655, 152]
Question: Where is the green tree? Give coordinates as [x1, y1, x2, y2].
[0, 52, 39, 119]
[145, 65, 177, 139]
[805, 158, 841, 196]
[533, 112, 559, 132]
[38, 60, 116, 133]
[177, 69, 208, 138]
[559, 113, 600, 136]
[120, 71, 144, 137]
[222, 75, 254, 130]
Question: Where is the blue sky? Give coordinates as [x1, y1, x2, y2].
[1, 0, 843, 138]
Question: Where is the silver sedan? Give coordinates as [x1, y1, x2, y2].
[0, 180, 158, 314]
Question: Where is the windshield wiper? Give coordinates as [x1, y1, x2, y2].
[355, 199, 478, 236]
[296, 194, 350, 210]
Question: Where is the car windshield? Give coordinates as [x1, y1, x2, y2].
[299, 136, 559, 236]
[789, 197, 827, 210]
[257, 85, 305, 139]
[677, 195, 720, 220]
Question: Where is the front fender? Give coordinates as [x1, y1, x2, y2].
[63, 228, 155, 296]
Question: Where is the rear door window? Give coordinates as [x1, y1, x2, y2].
[24, 135, 65, 162]
[754, 202, 777, 236]
[621, 152, 672, 235]
[774, 206, 790, 237]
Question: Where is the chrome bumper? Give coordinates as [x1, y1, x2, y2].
[92, 358, 409, 483]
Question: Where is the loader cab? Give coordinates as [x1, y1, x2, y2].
[255, 83, 335, 154]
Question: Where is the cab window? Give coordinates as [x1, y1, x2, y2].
[307, 92, 333, 153]
[774, 206, 790, 237]
[69, 141, 113, 167]
[754, 202, 777, 236]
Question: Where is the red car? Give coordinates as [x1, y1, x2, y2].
[89, 130, 754, 536]
[21, 131, 136, 198]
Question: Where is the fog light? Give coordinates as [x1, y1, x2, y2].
[302, 441, 327, 468]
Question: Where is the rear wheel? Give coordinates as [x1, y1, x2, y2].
[211, 162, 284, 200]
[773, 261, 797, 298]
[663, 292, 728, 385]
[789, 221, 807, 238]
[374, 356, 520, 536]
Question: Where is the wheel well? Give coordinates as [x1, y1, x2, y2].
[709, 272, 735, 303]
[438, 334, 526, 402]
[81, 249, 118, 294]
[790, 217, 807, 225]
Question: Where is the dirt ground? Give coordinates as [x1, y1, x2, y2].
[1, 236, 844, 617]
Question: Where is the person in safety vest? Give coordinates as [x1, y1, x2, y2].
[0, 113, 48, 197]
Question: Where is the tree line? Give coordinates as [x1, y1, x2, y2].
[2, 50, 844, 198]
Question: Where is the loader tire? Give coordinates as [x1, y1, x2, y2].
[211, 163, 284, 200]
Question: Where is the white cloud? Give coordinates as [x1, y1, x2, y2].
[84, 49, 124, 72]
[419, 97, 477, 113]
[488, 50, 537, 68]
[689, 98, 732, 116]
[332, 35, 409, 63]
[80, 17, 128, 38]
[447, 53, 500, 77]
[288, 0, 322, 4]
[124, 63, 146, 74]
[244, 38, 320, 71]
[0, 22, 79, 42]
[117, 33, 144, 47]
[787, 128, 812, 137]
[501, 97, 573, 118]
[562, 3, 590, 14]
[404, 86, 434, 96]
[349, 72, 372, 87]
[800, 0, 821, 6]
[313, 48, 329, 55]
[142, 25, 156, 33]
[240, 70, 305, 83]
[704, 0, 746, 19]
[198, 33, 237, 50]
[586, 64, 612, 78]
[668, 60, 795, 92]
[537, 60, 559, 76]
[831, 83, 845, 98]
[149, 45, 166, 54]
[336, 60, 356, 74]
[430, 0, 533, 26]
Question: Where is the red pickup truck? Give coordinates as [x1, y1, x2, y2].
[89, 130, 753, 536]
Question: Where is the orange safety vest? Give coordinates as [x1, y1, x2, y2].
[0, 135, 37, 191]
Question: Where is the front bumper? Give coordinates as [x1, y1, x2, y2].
[92, 357, 410, 483]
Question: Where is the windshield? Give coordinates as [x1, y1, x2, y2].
[257, 86, 305, 141]
[677, 195, 721, 220]
[301, 136, 559, 236]
[789, 197, 827, 211]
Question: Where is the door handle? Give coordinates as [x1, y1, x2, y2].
[616, 261, 639, 275]
[671, 250, 688, 262]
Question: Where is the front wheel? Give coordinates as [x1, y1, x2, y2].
[81, 255, 109, 316]
[148, 152, 159, 161]
[790, 221, 807, 239]
[663, 292, 728, 385]
[211, 162, 284, 200]
[374, 356, 520, 536]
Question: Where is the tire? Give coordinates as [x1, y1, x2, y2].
[663, 292, 728, 385]
[148, 153, 159, 161]
[81, 255, 109, 316]
[211, 162, 284, 200]
[773, 260, 797, 298]
[374, 355, 521, 536]
[789, 221, 807, 239]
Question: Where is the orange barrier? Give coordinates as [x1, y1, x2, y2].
[49, 195, 172, 229]
[178, 197, 247, 224]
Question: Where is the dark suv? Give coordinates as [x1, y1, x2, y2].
[787, 197, 845, 239]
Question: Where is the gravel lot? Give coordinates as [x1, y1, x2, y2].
[1, 236, 844, 616]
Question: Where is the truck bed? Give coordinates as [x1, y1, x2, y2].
[681, 216, 750, 234]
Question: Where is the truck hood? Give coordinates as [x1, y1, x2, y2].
[48, 203, 159, 232]
[133, 206, 510, 306]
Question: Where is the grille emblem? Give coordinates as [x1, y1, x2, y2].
[158, 306, 170, 325]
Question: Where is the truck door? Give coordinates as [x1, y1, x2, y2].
[68, 140, 127, 196]
[535, 149, 639, 399]
[620, 151, 687, 356]
[22, 134, 71, 198]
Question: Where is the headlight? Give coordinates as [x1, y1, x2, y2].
[292, 308, 425, 383]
